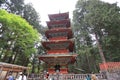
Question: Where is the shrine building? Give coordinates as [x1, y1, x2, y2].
[38, 12, 77, 74]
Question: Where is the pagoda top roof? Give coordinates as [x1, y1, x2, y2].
[48, 12, 69, 21]
[46, 19, 70, 29]
[45, 28, 73, 39]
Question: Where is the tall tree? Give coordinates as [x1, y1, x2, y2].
[0, 0, 24, 15]
[23, 3, 42, 33]
[0, 10, 40, 66]
[0, 0, 44, 34]
[73, 0, 120, 73]
[72, 0, 100, 73]
[0, 0, 46, 71]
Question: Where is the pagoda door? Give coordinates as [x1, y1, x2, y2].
[54, 64, 60, 72]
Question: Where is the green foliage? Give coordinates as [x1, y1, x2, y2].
[0, 0, 24, 15]
[0, 0, 45, 73]
[23, 3, 42, 33]
[73, 0, 120, 73]
[0, 0, 44, 34]
[0, 9, 40, 66]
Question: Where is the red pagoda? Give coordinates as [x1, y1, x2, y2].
[39, 12, 77, 74]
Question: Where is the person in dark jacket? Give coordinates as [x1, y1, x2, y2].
[7, 72, 14, 80]
[86, 74, 91, 80]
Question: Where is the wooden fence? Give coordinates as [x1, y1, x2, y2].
[28, 73, 107, 80]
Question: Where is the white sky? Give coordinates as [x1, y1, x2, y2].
[25, 0, 120, 26]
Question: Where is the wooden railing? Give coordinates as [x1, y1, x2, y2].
[28, 73, 107, 80]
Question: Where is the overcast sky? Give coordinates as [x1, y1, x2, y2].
[25, 0, 120, 26]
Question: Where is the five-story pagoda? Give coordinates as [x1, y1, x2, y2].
[39, 12, 77, 74]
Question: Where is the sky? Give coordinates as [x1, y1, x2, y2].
[25, 0, 120, 26]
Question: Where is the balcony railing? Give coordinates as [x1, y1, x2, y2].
[28, 73, 107, 80]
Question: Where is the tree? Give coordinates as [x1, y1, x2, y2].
[0, 0, 46, 72]
[82, 0, 120, 62]
[0, 0, 25, 15]
[73, 0, 120, 73]
[23, 3, 43, 33]
[0, 0, 44, 34]
[0, 10, 40, 66]
[72, 0, 100, 73]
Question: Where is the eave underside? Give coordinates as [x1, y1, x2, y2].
[41, 40, 74, 52]
[45, 28, 73, 39]
[46, 19, 70, 29]
[38, 54, 77, 65]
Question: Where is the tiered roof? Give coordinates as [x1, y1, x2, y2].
[48, 12, 69, 21]
[99, 62, 120, 72]
[39, 54, 76, 66]
[45, 28, 73, 40]
[42, 40, 74, 52]
[0, 62, 28, 71]
[46, 19, 70, 29]
[39, 12, 77, 74]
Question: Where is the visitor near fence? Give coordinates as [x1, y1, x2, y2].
[7, 72, 14, 80]
[16, 72, 27, 80]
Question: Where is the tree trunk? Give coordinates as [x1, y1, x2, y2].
[94, 33, 106, 63]
[85, 52, 91, 73]
[37, 60, 41, 73]
[12, 52, 18, 64]
[31, 58, 35, 73]
[0, 49, 4, 61]
[2, 50, 9, 62]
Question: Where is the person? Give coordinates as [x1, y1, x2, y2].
[16, 72, 27, 80]
[86, 74, 91, 80]
[7, 72, 14, 80]
[31, 72, 34, 79]
[91, 73, 98, 80]
[46, 72, 49, 80]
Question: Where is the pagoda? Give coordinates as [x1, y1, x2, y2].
[39, 12, 77, 74]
